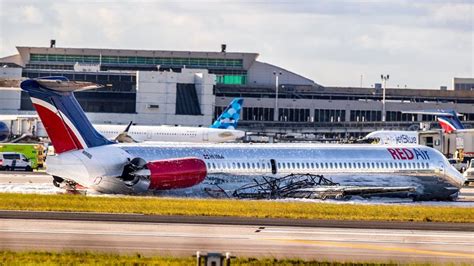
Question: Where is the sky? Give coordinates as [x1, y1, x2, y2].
[0, 0, 472, 88]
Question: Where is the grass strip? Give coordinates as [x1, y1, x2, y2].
[0, 193, 472, 223]
[0, 250, 439, 266]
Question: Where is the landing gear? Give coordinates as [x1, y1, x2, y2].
[51, 176, 85, 194]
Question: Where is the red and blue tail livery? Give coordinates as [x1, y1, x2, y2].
[402, 109, 465, 134]
[436, 111, 465, 134]
[20, 77, 113, 153]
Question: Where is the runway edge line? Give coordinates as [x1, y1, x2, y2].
[0, 210, 472, 231]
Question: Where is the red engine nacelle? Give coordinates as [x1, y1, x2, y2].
[146, 157, 207, 190]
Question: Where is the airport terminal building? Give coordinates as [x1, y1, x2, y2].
[0, 45, 473, 139]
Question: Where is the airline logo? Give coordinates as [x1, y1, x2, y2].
[394, 134, 417, 144]
[387, 148, 430, 160]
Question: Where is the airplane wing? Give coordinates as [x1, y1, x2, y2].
[114, 121, 138, 143]
[36, 77, 103, 92]
[0, 114, 38, 120]
[231, 174, 416, 200]
[0, 78, 23, 87]
[288, 186, 416, 200]
[401, 110, 461, 117]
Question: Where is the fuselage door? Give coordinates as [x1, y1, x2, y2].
[270, 159, 277, 175]
[203, 132, 209, 141]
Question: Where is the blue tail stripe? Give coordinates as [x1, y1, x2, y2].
[440, 111, 465, 130]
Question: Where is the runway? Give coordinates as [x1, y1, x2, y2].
[0, 172, 473, 262]
[0, 218, 473, 263]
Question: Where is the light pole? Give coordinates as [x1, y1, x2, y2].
[381, 74, 389, 122]
[273, 71, 282, 121]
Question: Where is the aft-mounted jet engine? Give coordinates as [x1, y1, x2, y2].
[120, 156, 207, 192]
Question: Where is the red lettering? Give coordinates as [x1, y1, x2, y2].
[395, 148, 407, 160]
[387, 148, 399, 159]
[402, 148, 414, 160]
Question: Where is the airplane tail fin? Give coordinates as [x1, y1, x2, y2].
[437, 111, 465, 133]
[210, 98, 243, 129]
[402, 109, 465, 134]
[20, 77, 113, 154]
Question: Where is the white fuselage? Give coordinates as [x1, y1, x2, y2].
[93, 124, 245, 143]
[46, 142, 466, 199]
[364, 131, 419, 145]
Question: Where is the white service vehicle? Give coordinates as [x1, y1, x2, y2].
[448, 158, 468, 173]
[0, 152, 33, 171]
[463, 159, 474, 185]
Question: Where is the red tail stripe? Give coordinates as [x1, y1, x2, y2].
[33, 103, 79, 153]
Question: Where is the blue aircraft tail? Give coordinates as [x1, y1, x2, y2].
[20, 77, 113, 154]
[210, 98, 243, 130]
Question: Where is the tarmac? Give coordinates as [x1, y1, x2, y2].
[0, 214, 472, 262]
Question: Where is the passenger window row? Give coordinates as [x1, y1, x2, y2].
[205, 160, 430, 171]
[206, 161, 270, 171]
[101, 131, 198, 137]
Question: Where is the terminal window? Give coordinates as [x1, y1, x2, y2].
[278, 108, 310, 122]
[242, 107, 274, 121]
[350, 110, 381, 122]
[216, 75, 247, 85]
[176, 84, 202, 115]
[30, 53, 243, 69]
[314, 109, 346, 122]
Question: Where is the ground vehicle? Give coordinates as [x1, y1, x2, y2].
[0, 152, 33, 171]
[0, 143, 45, 169]
[464, 159, 474, 185]
[448, 158, 467, 173]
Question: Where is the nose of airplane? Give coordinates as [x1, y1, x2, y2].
[0, 121, 9, 141]
[445, 163, 466, 187]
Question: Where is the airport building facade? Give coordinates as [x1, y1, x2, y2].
[0, 45, 473, 139]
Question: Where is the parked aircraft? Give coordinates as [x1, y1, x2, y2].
[364, 131, 418, 145]
[0, 99, 244, 143]
[95, 98, 244, 143]
[0, 121, 8, 142]
[363, 110, 473, 145]
[20, 77, 465, 200]
[403, 110, 472, 134]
